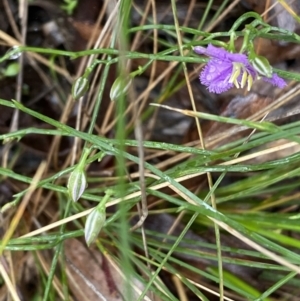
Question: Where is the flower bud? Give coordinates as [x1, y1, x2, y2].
[85, 205, 106, 246]
[72, 77, 89, 100]
[6, 46, 21, 60]
[250, 55, 272, 78]
[109, 75, 132, 100]
[67, 167, 87, 202]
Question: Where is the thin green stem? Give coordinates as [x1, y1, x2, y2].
[42, 198, 72, 301]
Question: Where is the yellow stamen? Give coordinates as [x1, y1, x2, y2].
[233, 78, 240, 89]
[240, 70, 248, 88]
[247, 74, 253, 91]
[229, 64, 241, 85]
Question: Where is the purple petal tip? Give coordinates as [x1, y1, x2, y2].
[263, 73, 287, 89]
[193, 46, 206, 55]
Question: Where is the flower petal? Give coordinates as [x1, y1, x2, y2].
[262, 73, 287, 88]
[200, 60, 234, 93]
[194, 44, 249, 65]
[193, 46, 206, 55]
[205, 79, 234, 94]
[194, 44, 229, 60]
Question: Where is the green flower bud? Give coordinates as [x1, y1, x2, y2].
[250, 55, 273, 78]
[85, 205, 106, 246]
[72, 77, 89, 100]
[67, 167, 87, 202]
[109, 75, 132, 101]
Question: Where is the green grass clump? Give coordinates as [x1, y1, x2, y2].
[1, 1, 300, 300]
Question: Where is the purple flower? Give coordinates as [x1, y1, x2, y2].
[194, 44, 286, 94]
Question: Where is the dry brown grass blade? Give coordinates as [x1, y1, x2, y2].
[0, 161, 47, 301]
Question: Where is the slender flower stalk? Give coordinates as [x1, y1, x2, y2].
[194, 44, 286, 94]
